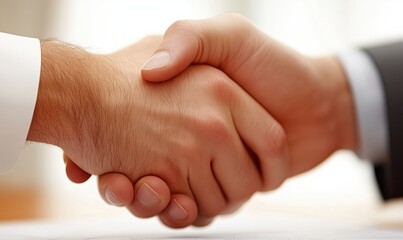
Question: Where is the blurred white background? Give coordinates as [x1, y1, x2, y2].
[1, 0, 403, 222]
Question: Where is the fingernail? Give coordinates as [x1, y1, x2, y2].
[136, 183, 161, 207]
[168, 199, 188, 221]
[142, 51, 171, 70]
[105, 187, 123, 206]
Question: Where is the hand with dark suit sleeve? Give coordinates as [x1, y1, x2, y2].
[141, 13, 358, 178]
[142, 13, 402, 201]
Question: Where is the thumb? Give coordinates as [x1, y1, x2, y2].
[141, 21, 200, 82]
[141, 13, 250, 82]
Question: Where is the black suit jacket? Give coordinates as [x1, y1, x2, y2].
[364, 42, 403, 200]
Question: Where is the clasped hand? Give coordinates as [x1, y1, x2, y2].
[63, 13, 357, 228]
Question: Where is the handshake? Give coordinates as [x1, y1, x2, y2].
[28, 13, 357, 228]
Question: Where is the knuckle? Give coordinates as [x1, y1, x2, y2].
[262, 122, 287, 157]
[167, 20, 205, 62]
[259, 123, 288, 191]
[212, 77, 233, 95]
[206, 74, 234, 101]
[167, 19, 196, 35]
[191, 67, 237, 118]
[179, 140, 200, 160]
[199, 114, 232, 143]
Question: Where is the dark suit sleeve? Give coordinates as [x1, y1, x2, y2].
[364, 42, 403, 200]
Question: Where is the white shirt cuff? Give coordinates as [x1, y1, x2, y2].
[338, 49, 389, 164]
[0, 32, 41, 172]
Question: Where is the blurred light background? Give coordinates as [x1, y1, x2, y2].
[1, 0, 403, 223]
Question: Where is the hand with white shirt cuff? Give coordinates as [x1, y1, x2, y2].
[25, 36, 286, 228]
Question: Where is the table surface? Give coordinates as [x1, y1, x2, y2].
[1, 208, 403, 240]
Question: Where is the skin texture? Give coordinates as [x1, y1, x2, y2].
[28, 36, 286, 228]
[91, 13, 359, 227]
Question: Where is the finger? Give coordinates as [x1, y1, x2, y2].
[212, 132, 261, 204]
[98, 173, 134, 206]
[64, 154, 91, 183]
[158, 194, 197, 229]
[172, 66, 262, 218]
[134, 161, 199, 223]
[187, 156, 227, 220]
[231, 84, 289, 191]
[127, 176, 170, 218]
[99, 174, 183, 222]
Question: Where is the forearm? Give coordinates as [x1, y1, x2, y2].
[27, 40, 102, 150]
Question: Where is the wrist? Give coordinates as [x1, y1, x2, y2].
[27, 40, 102, 150]
[310, 57, 358, 153]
